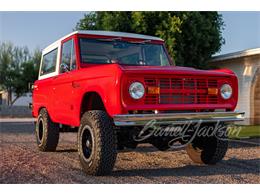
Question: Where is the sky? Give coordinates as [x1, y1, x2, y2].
[0, 11, 259, 55]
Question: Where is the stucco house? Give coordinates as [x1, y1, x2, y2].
[210, 48, 260, 125]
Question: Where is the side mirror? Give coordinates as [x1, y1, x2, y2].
[60, 63, 70, 73]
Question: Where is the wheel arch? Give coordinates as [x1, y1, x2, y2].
[37, 106, 47, 116]
[80, 91, 107, 118]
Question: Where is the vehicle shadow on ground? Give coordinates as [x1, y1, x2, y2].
[119, 139, 260, 154]
[56, 149, 77, 153]
[53, 137, 260, 154]
[112, 158, 260, 177]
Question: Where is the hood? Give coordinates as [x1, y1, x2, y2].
[119, 65, 234, 77]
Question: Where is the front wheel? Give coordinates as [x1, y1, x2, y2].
[78, 110, 117, 176]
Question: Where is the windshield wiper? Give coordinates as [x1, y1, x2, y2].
[97, 37, 122, 42]
[97, 38, 151, 44]
[129, 40, 151, 44]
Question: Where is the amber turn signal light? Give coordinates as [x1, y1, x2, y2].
[208, 88, 218, 95]
[147, 86, 160, 94]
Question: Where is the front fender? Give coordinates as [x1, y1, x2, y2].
[72, 78, 122, 126]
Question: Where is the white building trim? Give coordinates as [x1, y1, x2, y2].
[211, 48, 260, 62]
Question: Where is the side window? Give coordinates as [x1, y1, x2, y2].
[61, 39, 76, 73]
[41, 48, 58, 76]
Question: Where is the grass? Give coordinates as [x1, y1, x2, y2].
[228, 125, 260, 139]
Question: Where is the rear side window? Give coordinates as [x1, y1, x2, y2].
[40, 48, 58, 76]
[61, 39, 76, 72]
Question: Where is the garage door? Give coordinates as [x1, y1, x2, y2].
[254, 71, 260, 125]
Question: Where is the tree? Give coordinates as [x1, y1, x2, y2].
[75, 12, 224, 69]
[0, 42, 41, 105]
[20, 49, 41, 89]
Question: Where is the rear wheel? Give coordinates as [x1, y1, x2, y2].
[151, 139, 170, 151]
[186, 125, 228, 164]
[78, 110, 117, 176]
[35, 108, 59, 151]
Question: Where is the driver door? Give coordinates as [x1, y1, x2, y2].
[52, 38, 77, 125]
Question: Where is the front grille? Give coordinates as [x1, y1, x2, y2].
[144, 77, 219, 105]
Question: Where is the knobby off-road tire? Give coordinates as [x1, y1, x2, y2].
[35, 108, 60, 151]
[78, 110, 117, 176]
[152, 139, 170, 151]
[186, 127, 228, 165]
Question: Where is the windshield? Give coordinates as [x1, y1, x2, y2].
[79, 38, 171, 66]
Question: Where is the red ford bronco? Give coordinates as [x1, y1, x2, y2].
[32, 31, 244, 175]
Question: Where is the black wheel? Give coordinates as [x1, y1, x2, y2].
[152, 140, 170, 151]
[35, 108, 59, 151]
[78, 110, 117, 176]
[186, 126, 228, 164]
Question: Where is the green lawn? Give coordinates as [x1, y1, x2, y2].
[228, 125, 260, 139]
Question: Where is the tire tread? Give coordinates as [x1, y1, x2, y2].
[78, 110, 117, 176]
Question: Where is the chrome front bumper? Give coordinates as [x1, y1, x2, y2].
[113, 111, 245, 126]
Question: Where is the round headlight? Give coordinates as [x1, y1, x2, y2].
[129, 82, 145, 99]
[221, 84, 232, 100]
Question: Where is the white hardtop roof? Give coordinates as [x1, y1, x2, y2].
[43, 30, 164, 53]
[211, 48, 260, 62]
